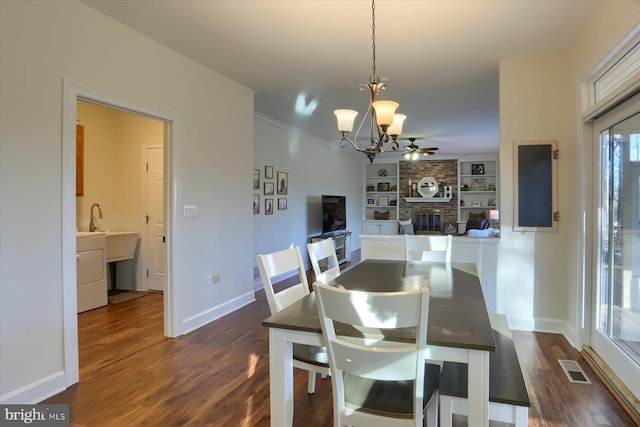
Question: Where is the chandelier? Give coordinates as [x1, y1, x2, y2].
[334, 0, 406, 163]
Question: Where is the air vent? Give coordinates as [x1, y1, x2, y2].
[559, 359, 591, 384]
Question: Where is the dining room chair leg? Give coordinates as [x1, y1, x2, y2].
[307, 371, 316, 394]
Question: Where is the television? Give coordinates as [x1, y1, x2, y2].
[322, 195, 347, 234]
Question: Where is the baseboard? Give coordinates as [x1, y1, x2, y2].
[181, 291, 255, 335]
[582, 345, 640, 425]
[507, 315, 579, 349]
[0, 371, 66, 404]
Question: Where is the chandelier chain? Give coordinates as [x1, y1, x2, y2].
[370, 0, 377, 83]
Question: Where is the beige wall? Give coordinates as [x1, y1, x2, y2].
[76, 100, 164, 228]
[497, 1, 639, 344]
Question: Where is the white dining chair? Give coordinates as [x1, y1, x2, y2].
[404, 234, 453, 262]
[256, 247, 329, 394]
[314, 281, 440, 427]
[307, 238, 341, 282]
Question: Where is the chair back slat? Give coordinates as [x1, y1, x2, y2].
[315, 281, 432, 426]
[307, 238, 341, 282]
[256, 247, 309, 314]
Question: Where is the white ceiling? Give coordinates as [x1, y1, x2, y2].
[82, 0, 603, 157]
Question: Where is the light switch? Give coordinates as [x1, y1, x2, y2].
[184, 205, 197, 217]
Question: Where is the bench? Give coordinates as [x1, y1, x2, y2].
[439, 314, 531, 427]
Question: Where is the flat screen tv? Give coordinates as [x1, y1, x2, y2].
[322, 195, 347, 234]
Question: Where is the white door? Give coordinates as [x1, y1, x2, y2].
[146, 146, 165, 291]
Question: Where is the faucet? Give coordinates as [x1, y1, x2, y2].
[89, 203, 103, 232]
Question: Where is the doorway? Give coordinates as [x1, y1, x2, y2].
[591, 91, 640, 398]
[62, 80, 176, 387]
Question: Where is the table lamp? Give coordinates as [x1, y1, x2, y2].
[489, 210, 500, 228]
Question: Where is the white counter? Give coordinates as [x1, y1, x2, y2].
[359, 234, 499, 312]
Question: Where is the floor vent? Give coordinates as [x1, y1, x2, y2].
[559, 359, 591, 384]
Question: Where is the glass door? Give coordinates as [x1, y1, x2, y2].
[592, 92, 640, 398]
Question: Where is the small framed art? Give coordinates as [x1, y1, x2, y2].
[277, 171, 288, 195]
[265, 166, 273, 180]
[253, 169, 260, 190]
[253, 194, 260, 214]
[265, 198, 273, 215]
[471, 163, 485, 175]
[264, 182, 274, 195]
[378, 196, 389, 206]
[472, 200, 481, 207]
[278, 198, 287, 210]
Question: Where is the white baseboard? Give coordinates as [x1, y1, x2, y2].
[507, 315, 580, 350]
[0, 371, 67, 404]
[181, 291, 255, 335]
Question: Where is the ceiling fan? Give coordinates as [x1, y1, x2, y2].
[399, 137, 439, 160]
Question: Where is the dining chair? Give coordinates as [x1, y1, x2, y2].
[314, 282, 440, 427]
[256, 247, 329, 394]
[307, 238, 341, 282]
[404, 234, 453, 262]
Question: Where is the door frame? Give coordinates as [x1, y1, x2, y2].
[62, 79, 177, 387]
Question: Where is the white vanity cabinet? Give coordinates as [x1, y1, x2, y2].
[76, 232, 107, 313]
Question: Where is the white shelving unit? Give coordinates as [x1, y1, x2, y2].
[458, 158, 499, 231]
[362, 162, 399, 235]
[310, 231, 352, 265]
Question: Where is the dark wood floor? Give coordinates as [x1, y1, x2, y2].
[45, 285, 637, 426]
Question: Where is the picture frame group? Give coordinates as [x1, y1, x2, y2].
[254, 165, 288, 215]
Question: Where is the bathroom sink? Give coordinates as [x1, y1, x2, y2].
[104, 231, 139, 262]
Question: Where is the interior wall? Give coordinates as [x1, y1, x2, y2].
[0, 0, 254, 402]
[253, 115, 364, 279]
[497, 1, 640, 343]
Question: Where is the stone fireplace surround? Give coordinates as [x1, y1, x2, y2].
[399, 160, 458, 234]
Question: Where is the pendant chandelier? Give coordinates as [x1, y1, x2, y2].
[334, 0, 406, 163]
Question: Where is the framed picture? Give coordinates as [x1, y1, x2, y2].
[488, 198, 496, 207]
[265, 198, 273, 215]
[472, 178, 486, 191]
[471, 163, 485, 175]
[265, 165, 273, 180]
[367, 198, 375, 205]
[278, 198, 287, 210]
[277, 171, 288, 195]
[264, 182, 274, 195]
[377, 182, 390, 192]
[472, 200, 481, 207]
[378, 195, 389, 206]
[253, 194, 260, 214]
[253, 169, 260, 190]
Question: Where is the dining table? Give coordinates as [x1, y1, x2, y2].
[261, 259, 496, 427]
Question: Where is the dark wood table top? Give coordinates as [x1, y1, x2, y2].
[262, 259, 496, 352]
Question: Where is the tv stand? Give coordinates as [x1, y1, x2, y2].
[310, 230, 352, 265]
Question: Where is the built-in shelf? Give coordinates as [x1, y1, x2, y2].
[403, 197, 452, 203]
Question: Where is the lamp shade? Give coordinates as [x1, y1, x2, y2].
[489, 210, 500, 220]
[387, 113, 406, 136]
[371, 100, 399, 127]
[334, 109, 359, 133]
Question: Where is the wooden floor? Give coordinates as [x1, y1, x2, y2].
[45, 287, 637, 426]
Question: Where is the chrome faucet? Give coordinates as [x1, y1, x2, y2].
[89, 203, 103, 232]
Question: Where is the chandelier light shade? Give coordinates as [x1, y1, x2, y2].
[333, 0, 405, 162]
[387, 114, 407, 137]
[334, 110, 359, 133]
[371, 100, 399, 129]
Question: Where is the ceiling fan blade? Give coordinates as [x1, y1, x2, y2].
[419, 148, 439, 153]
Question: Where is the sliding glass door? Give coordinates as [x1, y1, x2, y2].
[592, 92, 640, 397]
